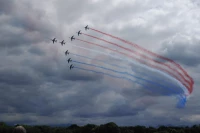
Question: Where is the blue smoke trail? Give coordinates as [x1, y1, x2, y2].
[74, 66, 155, 93]
[70, 52, 126, 69]
[176, 95, 187, 108]
[72, 60, 182, 95]
[73, 66, 186, 108]
[70, 44, 188, 95]
[70, 52, 182, 92]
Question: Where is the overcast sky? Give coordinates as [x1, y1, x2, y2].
[0, 0, 200, 127]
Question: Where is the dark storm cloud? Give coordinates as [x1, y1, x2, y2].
[0, 71, 100, 116]
[72, 103, 142, 118]
[0, 83, 42, 114]
[103, 103, 143, 117]
[0, 59, 46, 114]
[30, 81, 109, 116]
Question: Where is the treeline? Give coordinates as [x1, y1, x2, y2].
[1, 121, 200, 133]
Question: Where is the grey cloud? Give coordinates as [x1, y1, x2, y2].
[0, 84, 43, 114]
[54, 0, 108, 25]
[0, 0, 14, 14]
[191, 0, 200, 7]
[159, 35, 200, 67]
[0, 68, 40, 86]
[36, 82, 109, 116]
[5, 47, 25, 56]
[55, 0, 89, 24]
[60, 68, 103, 81]
[103, 103, 143, 117]
[129, 63, 185, 96]
[28, 46, 46, 56]
[73, 104, 141, 118]
[0, 1, 55, 50]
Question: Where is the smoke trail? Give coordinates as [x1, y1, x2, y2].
[70, 52, 126, 69]
[74, 66, 186, 107]
[176, 95, 187, 108]
[89, 28, 193, 83]
[71, 44, 110, 57]
[90, 28, 194, 94]
[70, 43, 189, 96]
[76, 38, 190, 91]
[72, 60, 183, 95]
[82, 33, 191, 89]
[74, 66, 151, 91]
[71, 44, 160, 79]
[70, 52, 183, 91]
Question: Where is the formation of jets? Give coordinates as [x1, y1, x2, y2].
[51, 38, 65, 46]
[50, 25, 90, 70]
[65, 51, 73, 69]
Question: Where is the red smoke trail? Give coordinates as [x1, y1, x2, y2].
[83, 33, 191, 90]
[90, 28, 192, 81]
[76, 38, 190, 93]
[89, 28, 193, 94]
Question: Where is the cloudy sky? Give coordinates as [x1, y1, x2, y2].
[0, 0, 200, 127]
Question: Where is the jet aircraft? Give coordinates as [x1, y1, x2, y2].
[65, 50, 69, 55]
[51, 38, 57, 43]
[85, 25, 89, 30]
[70, 36, 75, 41]
[70, 64, 74, 69]
[67, 58, 72, 63]
[77, 30, 82, 36]
[60, 40, 65, 45]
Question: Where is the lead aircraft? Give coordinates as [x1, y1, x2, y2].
[85, 25, 89, 30]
